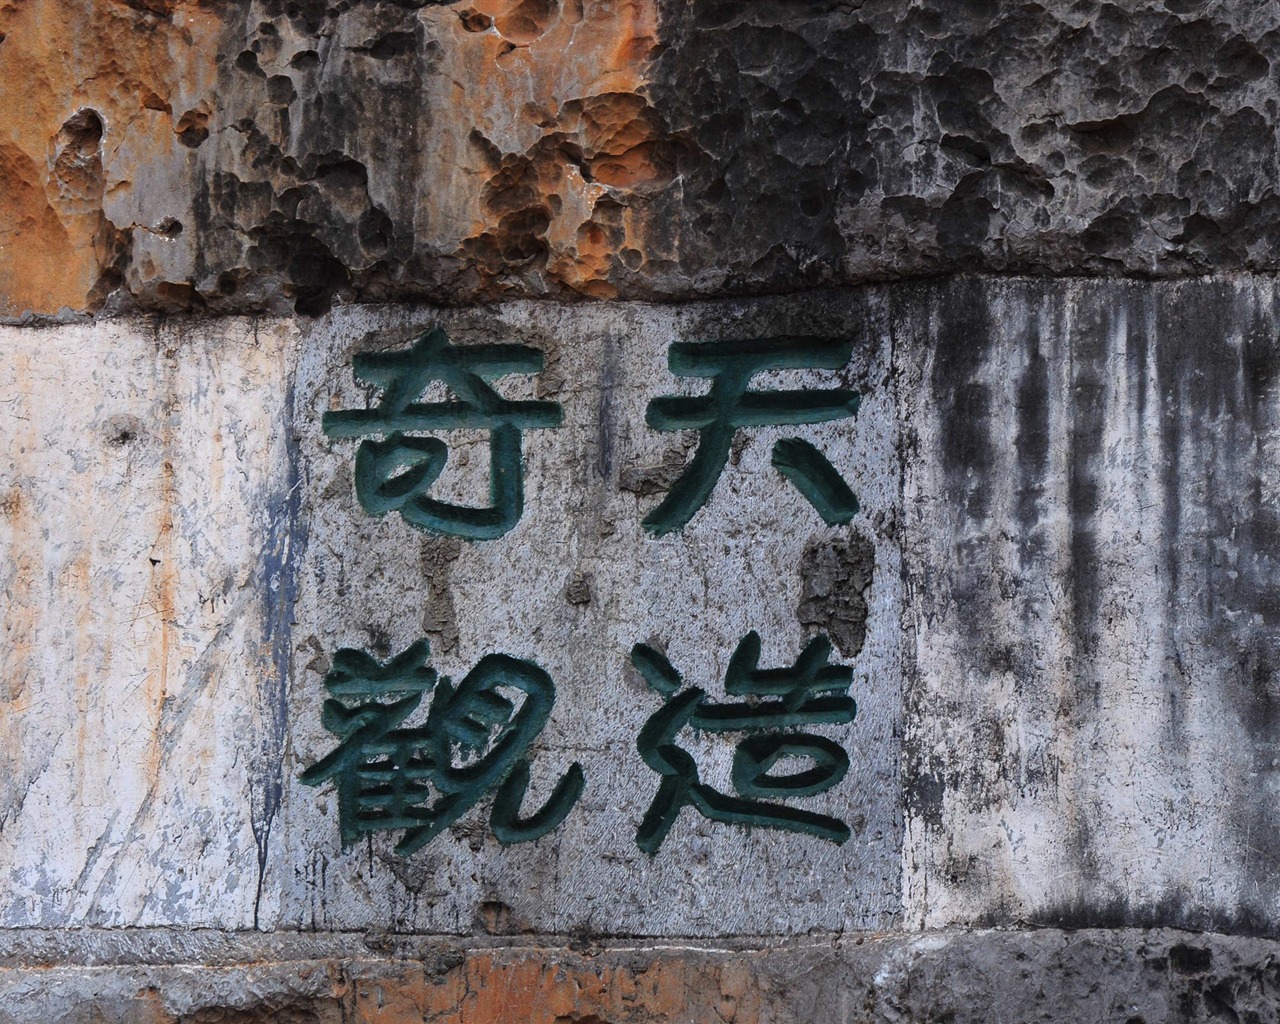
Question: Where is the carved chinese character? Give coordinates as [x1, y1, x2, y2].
[631, 632, 856, 853]
[323, 327, 562, 539]
[301, 640, 584, 855]
[643, 337, 860, 535]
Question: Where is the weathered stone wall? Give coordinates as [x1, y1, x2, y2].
[4, 1, 1280, 316]
[5, 2, 1280, 1022]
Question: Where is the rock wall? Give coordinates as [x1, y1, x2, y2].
[4, 1, 1280, 317]
[4, 2, 1280, 1022]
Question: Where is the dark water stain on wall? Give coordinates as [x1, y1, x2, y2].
[254, 368, 307, 929]
[923, 277, 997, 680]
[904, 277, 1280, 936]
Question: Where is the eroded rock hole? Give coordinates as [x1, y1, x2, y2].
[234, 49, 262, 75]
[357, 207, 393, 255]
[105, 414, 144, 448]
[360, 31, 417, 59]
[459, 8, 492, 31]
[289, 251, 349, 316]
[175, 108, 210, 148]
[53, 109, 104, 203]
[313, 156, 367, 188]
[476, 900, 513, 934]
[497, 207, 551, 261]
[267, 75, 296, 105]
[495, 0, 559, 45]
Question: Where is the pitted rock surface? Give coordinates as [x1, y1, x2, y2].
[3, 0, 1280, 317]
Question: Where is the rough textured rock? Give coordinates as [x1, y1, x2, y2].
[0, 0, 668, 317]
[7, 2, 1280, 1018]
[3, 927, 1280, 1023]
[0, 0, 220, 317]
[649, 0, 1280, 294]
[4, 2, 1280, 317]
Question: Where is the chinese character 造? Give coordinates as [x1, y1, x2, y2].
[300, 640, 585, 855]
[323, 327, 562, 540]
[643, 336, 861, 535]
[630, 631, 856, 853]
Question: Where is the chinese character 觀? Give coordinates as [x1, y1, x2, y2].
[301, 639, 584, 855]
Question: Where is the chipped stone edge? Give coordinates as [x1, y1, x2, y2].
[0, 926, 1272, 968]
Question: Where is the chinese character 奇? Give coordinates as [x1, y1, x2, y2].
[301, 640, 584, 855]
[323, 327, 562, 540]
[630, 631, 857, 853]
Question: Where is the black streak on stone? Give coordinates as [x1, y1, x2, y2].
[1014, 316, 1049, 570]
[931, 279, 995, 523]
[1066, 296, 1107, 714]
[927, 279, 998, 686]
[253, 338, 307, 930]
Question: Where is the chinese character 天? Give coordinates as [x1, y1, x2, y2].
[323, 327, 562, 540]
[643, 336, 861, 535]
[300, 640, 584, 855]
[630, 631, 857, 853]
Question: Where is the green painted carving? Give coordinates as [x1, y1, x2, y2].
[643, 336, 860, 535]
[301, 640, 584, 855]
[770, 437, 859, 525]
[631, 632, 856, 853]
[323, 327, 562, 539]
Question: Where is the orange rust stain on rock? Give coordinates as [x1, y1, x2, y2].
[0, 377, 41, 826]
[142, 454, 178, 781]
[0, 0, 220, 316]
[0, 481, 36, 709]
[425, 0, 671, 299]
[100, 954, 770, 1024]
[352, 953, 765, 1024]
[351, 970, 440, 1024]
[69, 545, 97, 795]
[0, 351, 39, 712]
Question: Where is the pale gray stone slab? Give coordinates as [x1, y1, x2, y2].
[275, 297, 903, 935]
[0, 319, 296, 927]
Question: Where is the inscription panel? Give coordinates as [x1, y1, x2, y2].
[274, 298, 903, 935]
